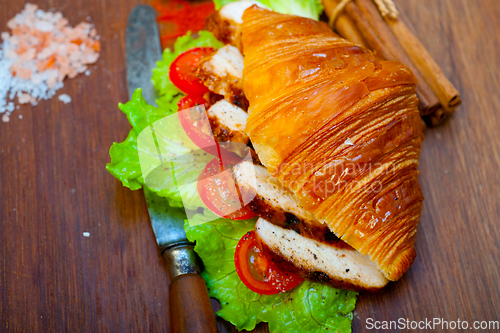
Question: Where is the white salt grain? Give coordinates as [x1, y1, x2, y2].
[35, 21, 54, 32]
[83, 232, 90, 237]
[2, 114, 9, 122]
[58, 93, 71, 104]
[6, 102, 14, 112]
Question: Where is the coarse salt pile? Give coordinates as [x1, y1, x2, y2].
[0, 3, 101, 122]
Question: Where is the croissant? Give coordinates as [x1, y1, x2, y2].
[241, 6, 424, 281]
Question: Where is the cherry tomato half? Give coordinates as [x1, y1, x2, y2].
[197, 155, 257, 220]
[177, 95, 219, 155]
[235, 231, 304, 295]
[169, 47, 214, 95]
[177, 94, 208, 111]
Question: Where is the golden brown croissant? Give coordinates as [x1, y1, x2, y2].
[241, 7, 424, 281]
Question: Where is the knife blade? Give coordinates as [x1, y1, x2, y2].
[125, 5, 218, 333]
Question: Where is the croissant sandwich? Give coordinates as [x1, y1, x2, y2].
[197, 2, 424, 292]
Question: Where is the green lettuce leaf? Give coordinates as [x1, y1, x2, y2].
[185, 215, 357, 332]
[213, 0, 324, 20]
[107, 128, 143, 191]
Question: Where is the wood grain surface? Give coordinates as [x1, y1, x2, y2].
[1, 0, 499, 332]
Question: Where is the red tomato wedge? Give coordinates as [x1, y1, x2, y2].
[235, 231, 304, 295]
[169, 47, 213, 95]
[198, 155, 257, 220]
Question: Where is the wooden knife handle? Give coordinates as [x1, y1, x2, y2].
[163, 244, 217, 333]
[169, 274, 218, 333]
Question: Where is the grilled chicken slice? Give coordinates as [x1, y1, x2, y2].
[235, 160, 348, 245]
[196, 44, 248, 110]
[208, 99, 249, 144]
[234, 160, 321, 234]
[234, 161, 389, 291]
[205, 0, 264, 52]
[255, 218, 389, 292]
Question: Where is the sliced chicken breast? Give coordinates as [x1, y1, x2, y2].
[208, 99, 249, 144]
[255, 218, 389, 292]
[197, 45, 248, 110]
[234, 160, 344, 244]
[234, 161, 318, 224]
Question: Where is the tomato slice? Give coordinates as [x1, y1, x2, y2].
[198, 155, 257, 220]
[169, 47, 214, 95]
[235, 231, 304, 295]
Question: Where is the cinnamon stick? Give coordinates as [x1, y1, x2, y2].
[321, 0, 368, 48]
[322, 0, 440, 116]
[422, 107, 450, 127]
[351, 0, 441, 116]
[383, 16, 461, 113]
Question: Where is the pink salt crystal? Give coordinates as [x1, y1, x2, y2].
[31, 73, 42, 85]
[26, 3, 38, 12]
[9, 63, 20, 74]
[29, 35, 39, 46]
[53, 12, 63, 22]
[57, 45, 68, 57]
[58, 66, 69, 81]
[69, 51, 80, 62]
[8, 35, 19, 46]
[1, 32, 9, 40]
[11, 58, 23, 69]
[20, 48, 36, 60]
[75, 22, 91, 32]
[18, 93, 33, 104]
[62, 26, 73, 36]
[7, 18, 17, 30]
[16, 67, 32, 79]
[2, 114, 10, 123]
[5, 48, 18, 59]
[53, 34, 65, 43]
[55, 18, 67, 31]
[76, 65, 87, 73]
[90, 28, 96, 38]
[36, 48, 50, 60]
[67, 43, 78, 53]
[36, 61, 46, 73]
[67, 66, 77, 79]
[56, 53, 69, 66]
[46, 76, 57, 89]
[84, 52, 99, 64]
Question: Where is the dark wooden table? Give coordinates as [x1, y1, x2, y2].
[1, 0, 499, 332]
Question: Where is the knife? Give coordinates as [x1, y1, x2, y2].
[125, 5, 218, 333]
